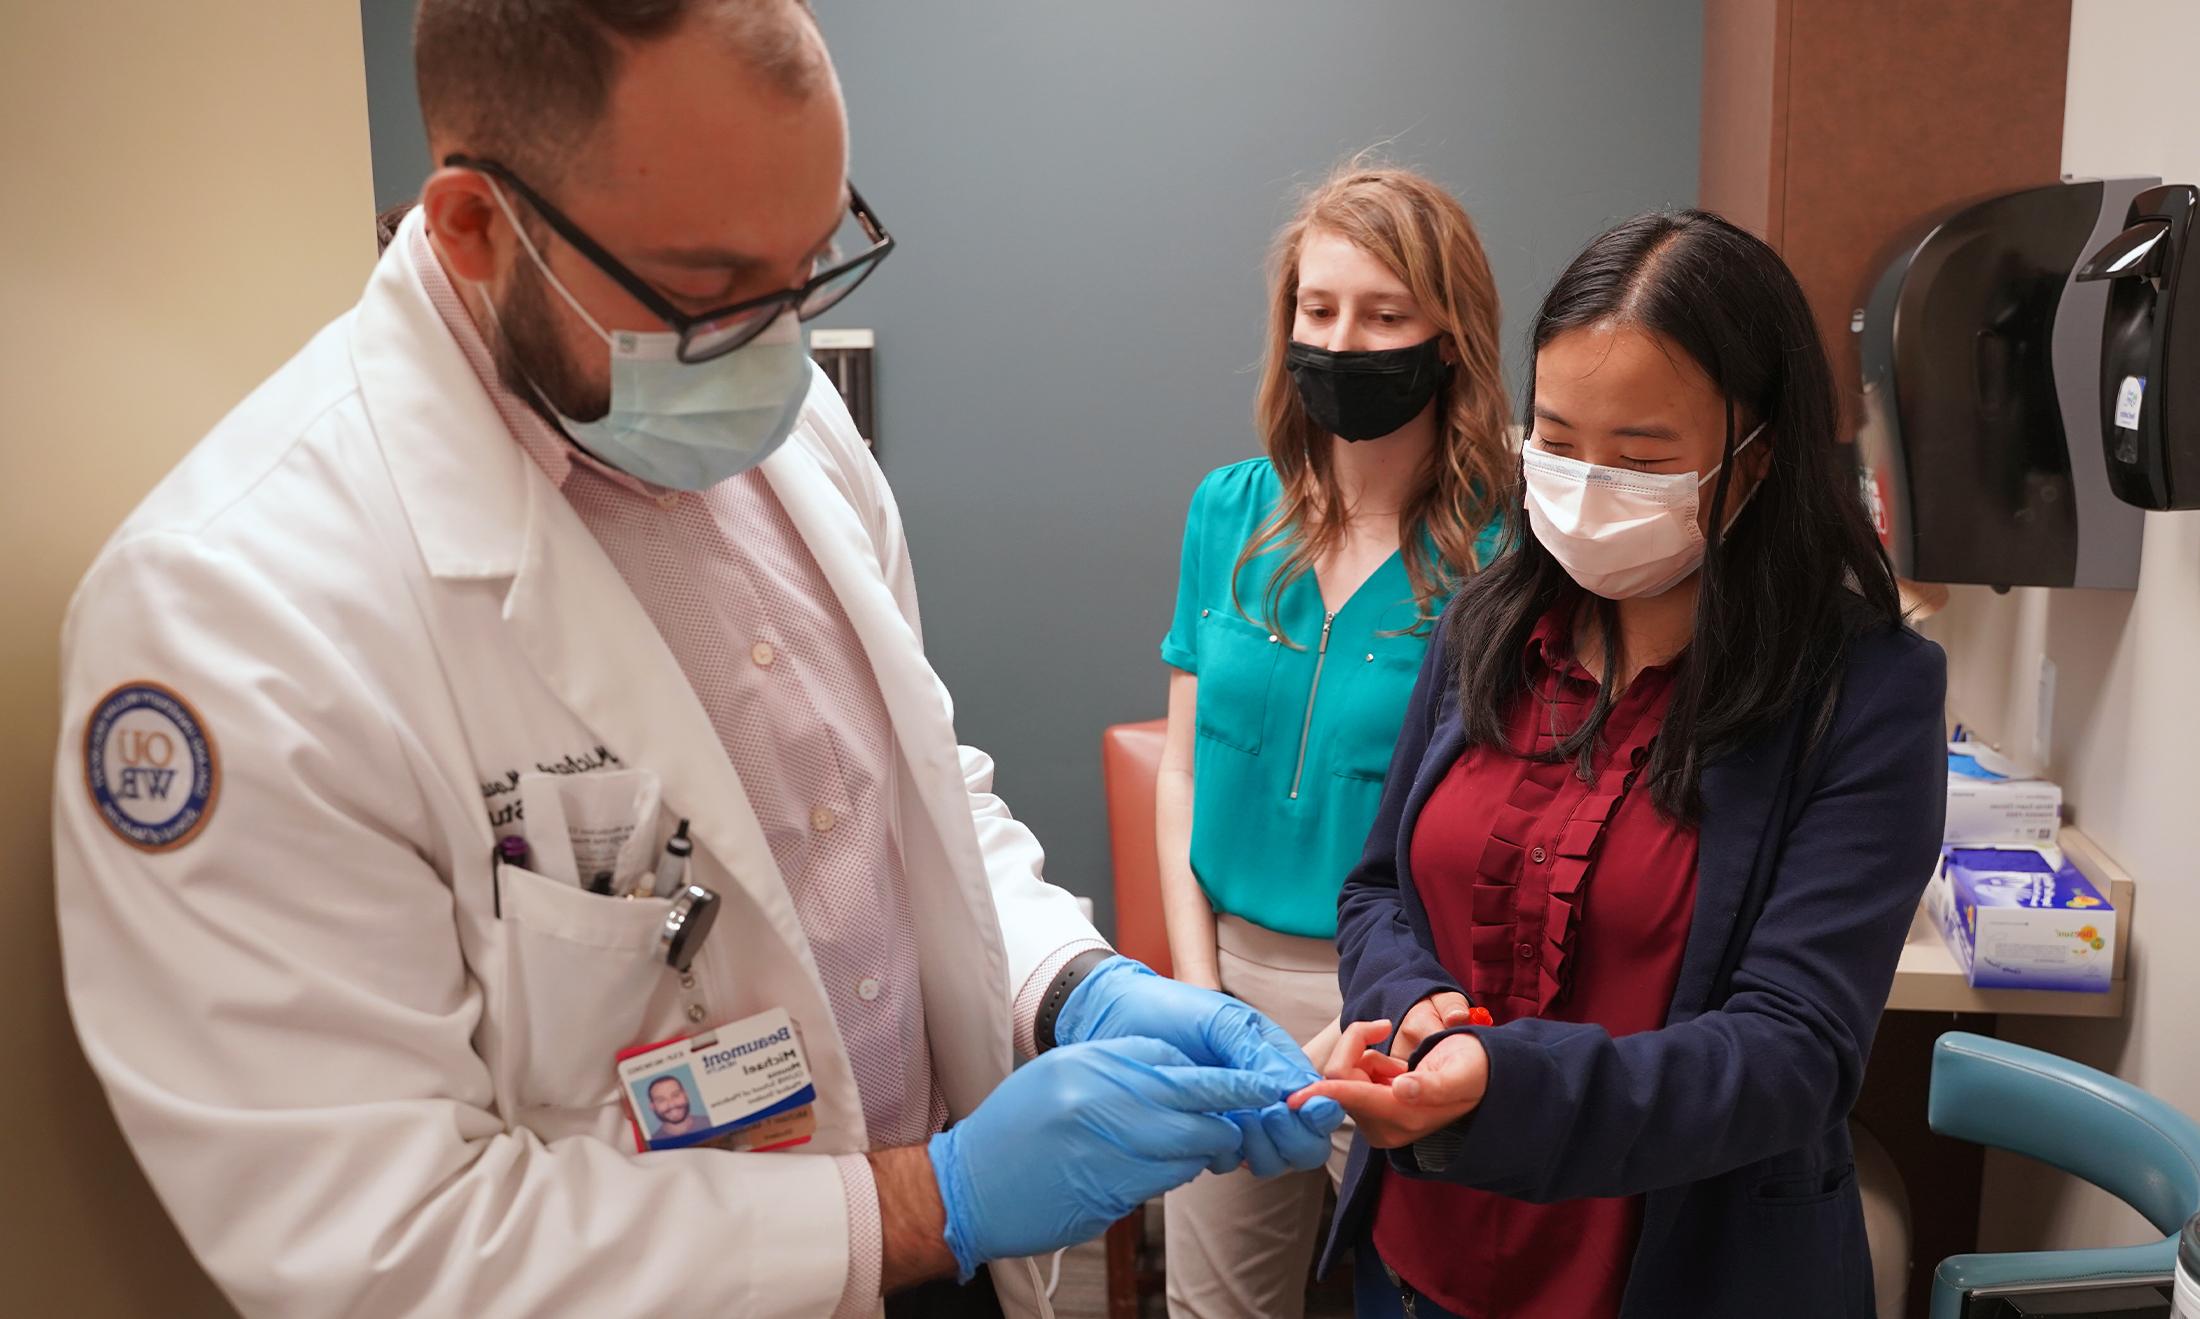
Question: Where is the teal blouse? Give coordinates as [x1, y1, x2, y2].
[1161, 459, 1504, 938]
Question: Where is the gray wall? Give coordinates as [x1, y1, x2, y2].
[358, 1, 1704, 934]
[362, 0, 425, 207]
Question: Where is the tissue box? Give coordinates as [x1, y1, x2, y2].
[1946, 743, 2062, 847]
[1934, 847, 2115, 992]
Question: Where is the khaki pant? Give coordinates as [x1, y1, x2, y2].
[1163, 916, 1353, 1319]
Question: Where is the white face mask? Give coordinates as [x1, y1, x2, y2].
[1521, 422, 1765, 599]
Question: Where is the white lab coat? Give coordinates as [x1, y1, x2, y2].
[52, 214, 1100, 1318]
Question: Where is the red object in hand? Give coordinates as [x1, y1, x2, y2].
[1465, 1006, 1494, 1027]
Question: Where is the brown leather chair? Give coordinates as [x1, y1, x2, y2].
[1099, 719, 1170, 1317]
[1103, 719, 1174, 975]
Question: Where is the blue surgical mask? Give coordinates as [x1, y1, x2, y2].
[485, 182, 812, 490]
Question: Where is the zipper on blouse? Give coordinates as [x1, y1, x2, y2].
[1289, 611, 1336, 800]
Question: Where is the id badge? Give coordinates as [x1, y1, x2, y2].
[616, 1008, 818, 1153]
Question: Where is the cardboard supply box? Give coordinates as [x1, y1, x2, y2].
[1946, 742, 2062, 847]
[1930, 847, 2115, 992]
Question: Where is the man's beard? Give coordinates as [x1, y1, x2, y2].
[488, 256, 611, 427]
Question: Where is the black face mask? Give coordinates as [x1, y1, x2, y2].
[1284, 336, 1450, 442]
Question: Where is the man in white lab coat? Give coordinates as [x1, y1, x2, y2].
[50, 3, 1342, 1316]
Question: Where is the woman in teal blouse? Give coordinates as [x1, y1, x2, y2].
[1156, 161, 1512, 1319]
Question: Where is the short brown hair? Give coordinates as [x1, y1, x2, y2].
[414, 0, 825, 183]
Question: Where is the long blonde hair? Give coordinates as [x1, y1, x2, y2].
[1237, 160, 1509, 638]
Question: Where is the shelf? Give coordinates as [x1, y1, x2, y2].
[1885, 826, 2133, 1019]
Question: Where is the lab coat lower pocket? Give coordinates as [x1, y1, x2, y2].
[496, 860, 674, 1113]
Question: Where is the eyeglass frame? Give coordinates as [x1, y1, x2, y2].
[442, 152, 894, 363]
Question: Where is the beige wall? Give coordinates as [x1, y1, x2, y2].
[1921, 0, 2200, 1254]
[0, 3, 375, 1310]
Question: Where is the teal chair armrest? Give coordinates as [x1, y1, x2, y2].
[1928, 1242, 2177, 1319]
[1926, 1032, 2200, 1319]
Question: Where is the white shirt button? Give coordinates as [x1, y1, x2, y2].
[857, 977, 882, 1002]
[751, 641, 776, 669]
[810, 807, 837, 834]
[1268, 634, 1280, 644]
[686, 1003, 708, 1023]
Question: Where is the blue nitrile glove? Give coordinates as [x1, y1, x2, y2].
[1052, 955, 1342, 1178]
[926, 1036, 1288, 1280]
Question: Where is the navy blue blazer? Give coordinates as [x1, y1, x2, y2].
[1325, 613, 1948, 1318]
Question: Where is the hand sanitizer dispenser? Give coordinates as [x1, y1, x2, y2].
[1854, 178, 2152, 590]
[2077, 184, 2200, 508]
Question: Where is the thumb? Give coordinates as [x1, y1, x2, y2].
[1392, 1044, 1476, 1106]
[1431, 991, 1474, 1027]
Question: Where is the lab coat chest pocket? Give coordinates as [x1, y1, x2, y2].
[1194, 611, 1280, 754]
[494, 860, 675, 1113]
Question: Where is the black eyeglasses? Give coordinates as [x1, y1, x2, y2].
[444, 153, 894, 363]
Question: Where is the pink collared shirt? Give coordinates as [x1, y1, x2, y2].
[412, 225, 1097, 1313]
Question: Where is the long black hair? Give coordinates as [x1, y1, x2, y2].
[1446, 209, 1902, 819]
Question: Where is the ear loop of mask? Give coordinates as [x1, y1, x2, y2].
[1710, 422, 1767, 537]
[429, 202, 588, 430]
[482, 180, 617, 346]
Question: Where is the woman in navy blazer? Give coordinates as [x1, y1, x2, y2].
[1296, 211, 1948, 1318]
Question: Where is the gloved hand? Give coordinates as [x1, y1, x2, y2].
[927, 1037, 1287, 1280]
[1053, 955, 1343, 1177]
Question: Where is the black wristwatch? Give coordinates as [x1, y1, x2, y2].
[1033, 948, 1116, 1052]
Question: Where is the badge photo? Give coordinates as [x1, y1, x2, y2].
[84, 681, 219, 852]
[617, 1007, 819, 1153]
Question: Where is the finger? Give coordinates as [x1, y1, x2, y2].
[1257, 1101, 1334, 1173]
[1391, 1004, 1434, 1060]
[1141, 1108, 1259, 1167]
[1359, 1049, 1409, 1082]
[1325, 1020, 1392, 1079]
[1293, 1077, 1416, 1127]
[1431, 991, 1475, 1027]
[1087, 1035, 1282, 1112]
[1234, 1109, 1287, 1178]
[1150, 1063, 1297, 1114]
[1293, 1094, 1345, 1134]
[1089, 1036, 1199, 1070]
[1323, 1020, 1381, 1077]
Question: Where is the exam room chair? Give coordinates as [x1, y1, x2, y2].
[1927, 1031, 2200, 1317]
